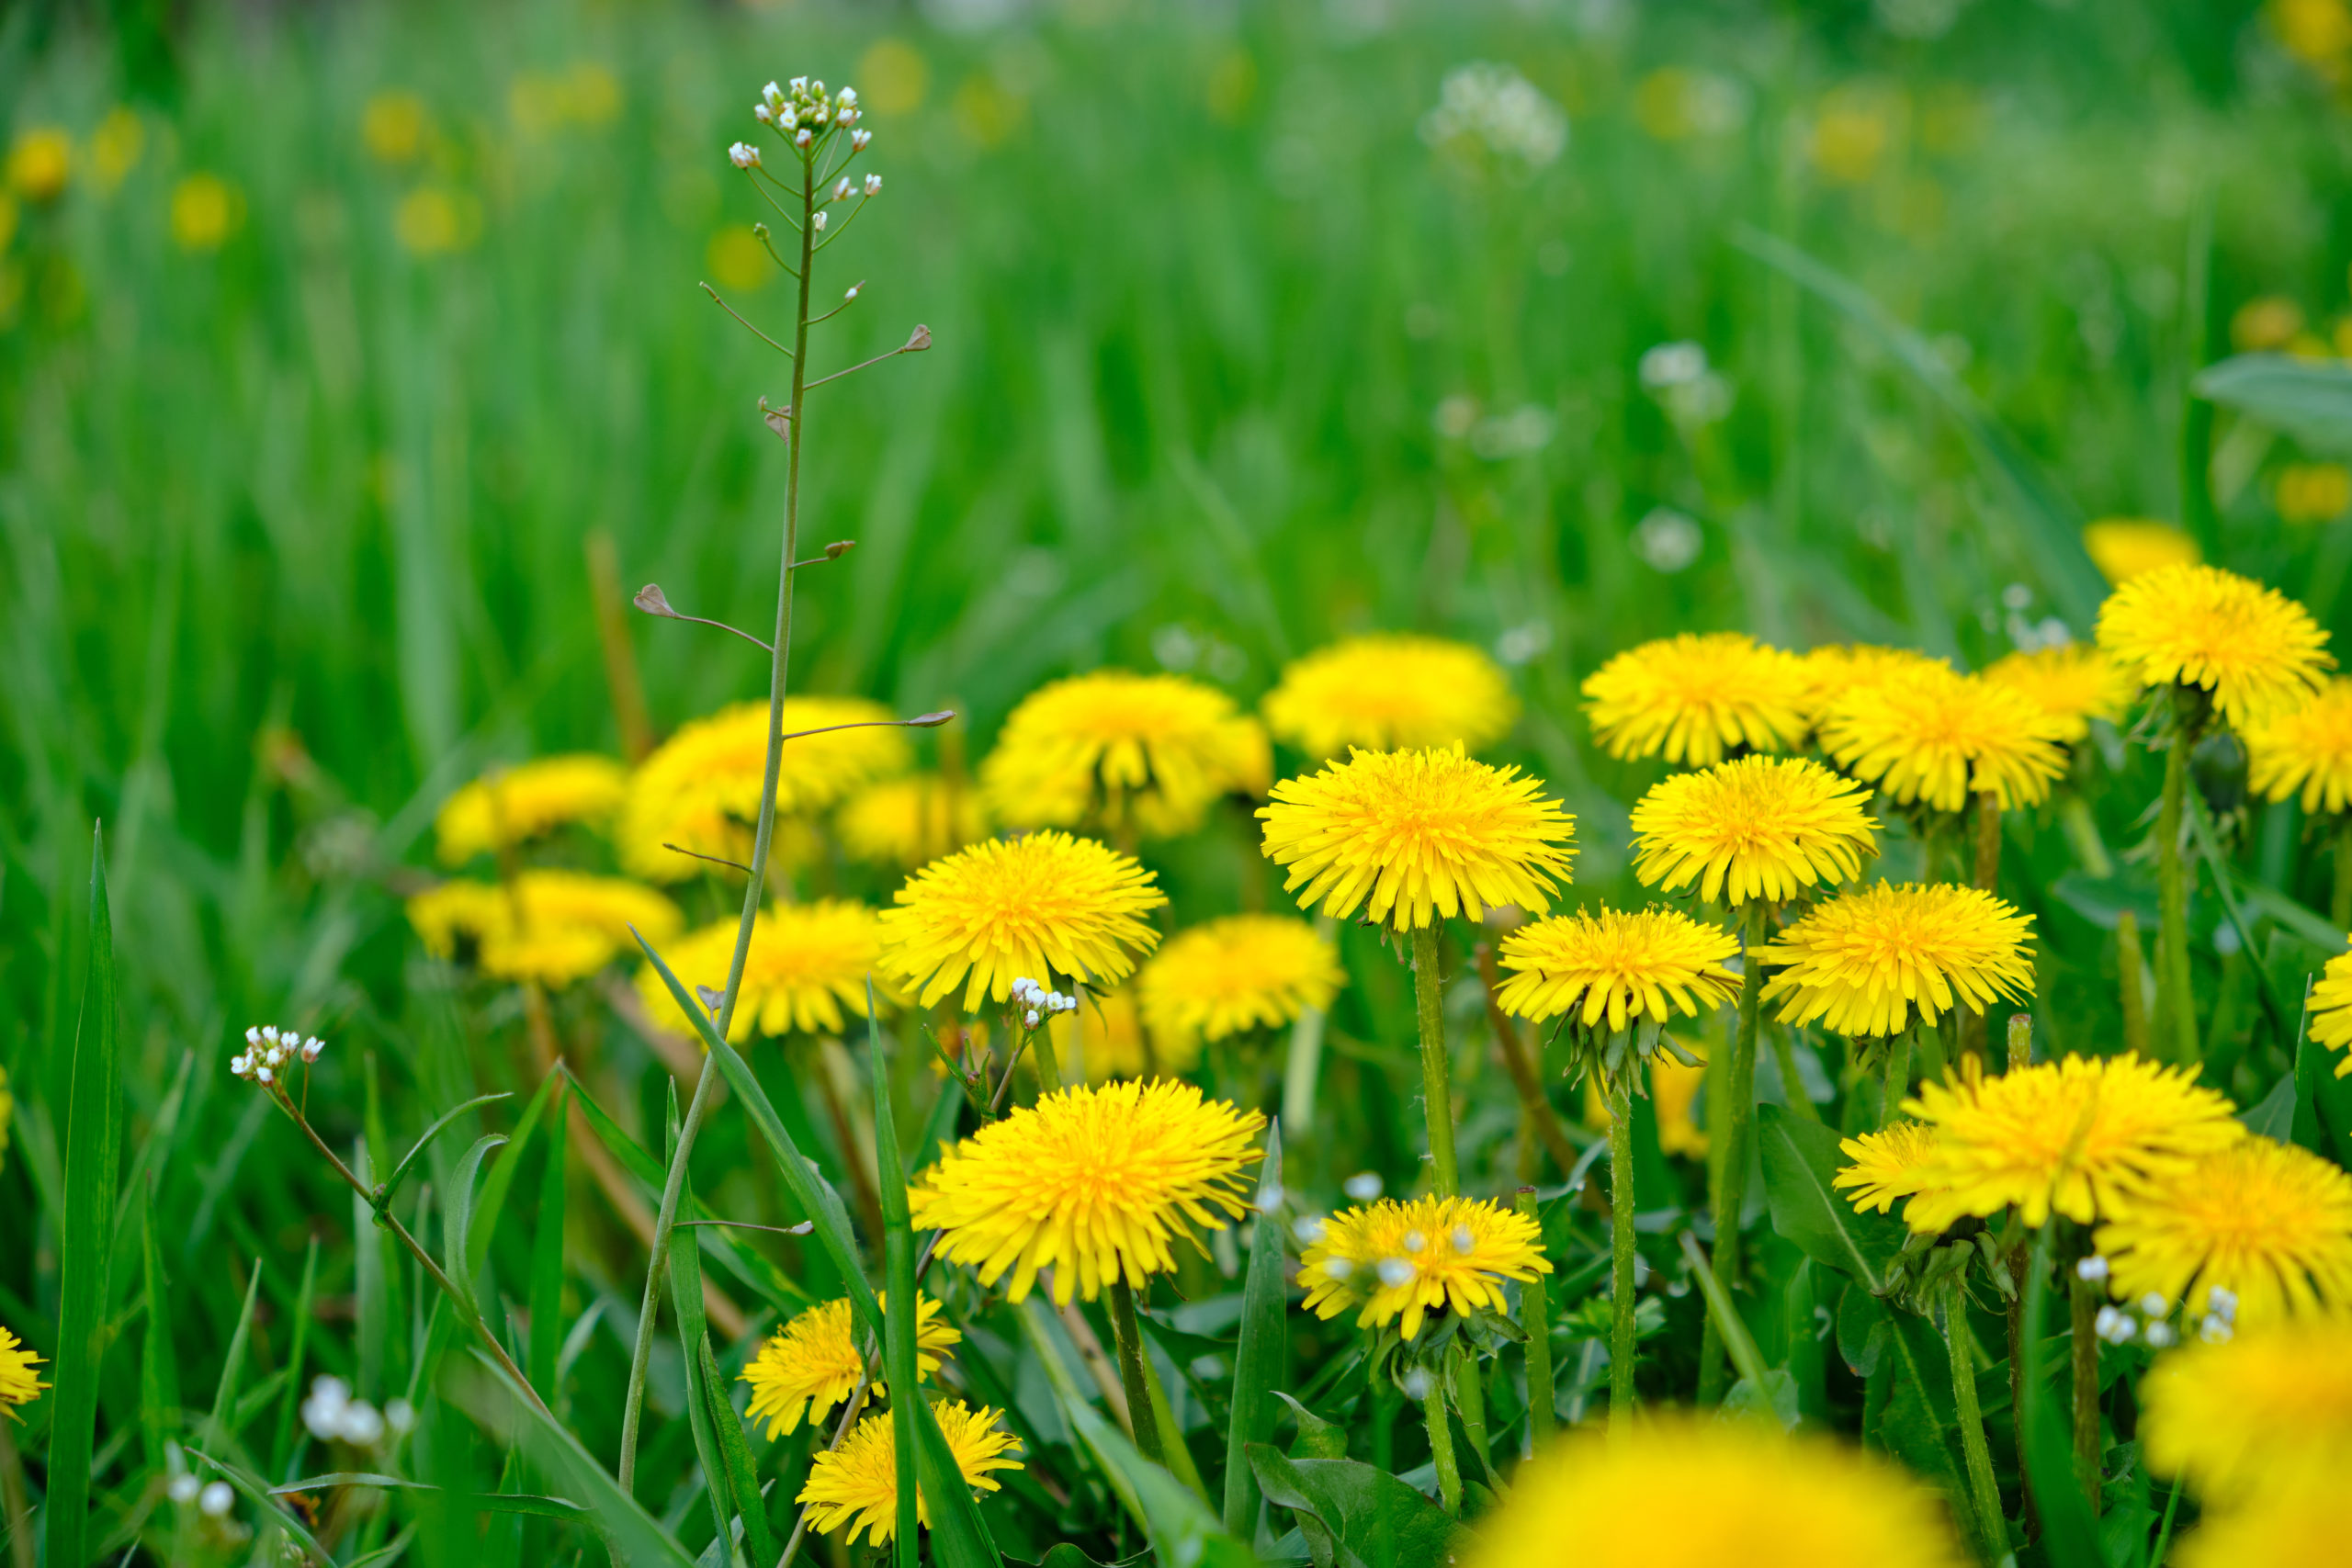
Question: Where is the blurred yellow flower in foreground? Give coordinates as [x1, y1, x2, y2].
[835, 773, 988, 870]
[2233, 293, 2307, 352]
[636, 901, 890, 1043]
[1262, 633, 1519, 759]
[707, 224, 772, 294]
[1808, 85, 1894, 185]
[170, 174, 243, 253]
[1633, 67, 1747, 141]
[395, 186, 480, 255]
[435, 753, 628, 864]
[1982, 644, 2137, 743]
[2277, 462, 2351, 523]
[511, 62, 622, 135]
[362, 91, 432, 164]
[2081, 518, 2199, 585]
[858, 39, 932, 116]
[409, 871, 683, 987]
[89, 108, 143, 191]
[2246, 677, 2352, 814]
[2272, 0, 2352, 78]
[7, 128, 73, 203]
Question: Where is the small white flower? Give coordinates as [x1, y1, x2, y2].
[339, 1402, 385, 1446]
[839, 86, 858, 107]
[851, 129, 872, 151]
[301, 1036, 323, 1063]
[729, 142, 761, 169]
[198, 1481, 234, 1517]
[386, 1397, 416, 1434]
[1320, 1254, 1351, 1280]
[169, 1474, 201, 1506]
[2199, 1314, 2234, 1345]
[245, 1025, 262, 1046]
[754, 103, 773, 123]
[2206, 1286, 2237, 1322]
[2143, 1321, 2178, 1348]
[795, 128, 813, 149]
[1401, 1229, 1427, 1254]
[2139, 1292, 2169, 1318]
[1294, 1214, 1328, 1245]
[836, 106, 857, 127]
[790, 75, 808, 94]
[1376, 1258, 1416, 1288]
[2095, 1306, 2137, 1345]
[833, 177, 853, 201]
[810, 78, 826, 96]
[844, 284, 861, 300]
[811, 209, 827, 232]
[1343, 1171, 1383, 1201]
[262, 1025, 281, 1044]
[780, 105, 799, 130]
[1024, 1010, 1040, 1029]
[256, 1066, 274, 1085]
[2075, 1256, 2110, 1283]
[864, 172, 882, 196]
[1398, 1367, 1433, 1401]
[763, 81, 785, 107]
[1451, 1225, 1476, 1255]
[1260, 1182, 1285, 1213]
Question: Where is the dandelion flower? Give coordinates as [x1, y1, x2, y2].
[1900, 1055, 2243, 1234]
[1582, 631, 1808, 766]
[637, 901, 889, 1042]
[1136, 915, 1345, 1052]
[1050, 985, 1195, 1081]
[1466, 1417, 1967, 1568]
[1300, 1195, 1549, 1342]
[407, 872, 682, 987]
[1818, 661, 2067, 813]
[434, 754, 628, 864]
[877, 831, 1164, 1010]
[0, 1325, 45, 1409]
[617, 697, 910, 881]
[1630, 756, 1878, 908]
[2094, 1135, 2352, 1325]
[2096, 563, 2333, 729]
[2082, 518, 2199, 586]
[740, 1293, 959, 1439]
[2174, 1474, 2338, 1568]
[797, 1399, 1021, 1548]
[1494, 907, 1740, 1034]
[908, 1079, 1263, 1304]
[2311, 948, 2352, 1076]
[1793, 645, 1943, 730]
[1758, 883, 2035, 1037]
[2141, 1315, 2352, 1500]
[2245, 677, 2352, 815]
[1259, 746, 1575, 931]
[978, 671, 1270, 840]
[1261, 634, 1519, 759]
[836, 773, 989, 869]
[1834, 1122, 1942, 1217]
[1983, 644, 2137, 744]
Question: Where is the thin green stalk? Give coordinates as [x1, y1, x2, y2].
[1699, 902, 1767, 1404]
[1450, 1344, 1490, 1474]
[2151, 1474, 2186, 1567]
[1882, 1028, 1912, 1129]
[1606, 1074, 1638, 1427]
[2335, 818, 2352, 931]
[2070, 1271, 2101, 1517]
[1944, 1279, 2007, 1562]
[1281, 916, 1337, 1145]
[2117, 910, 2152, 1059]
[1106, 1280, 1167, 1467]
[1513, 1188, 1555, 1454]
[1409, 922, 1459, 1198]
[1769, 1031, 1820, 1122]
[1959, 790, 2002, 1063]
[2155, 700, 2198, 1064]
[1029, 1016, 1061, 1094]
[1419, 1372, 1462, 1516]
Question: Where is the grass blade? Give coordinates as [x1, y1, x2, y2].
[139, 1188, 183, 1475]
[870, 988, 923, 1568]
[206, 1258, 266, 1453]
[184, 1445, 334, 1567]
[43, 825, 121, 1568]
[441, 1134, 511, 1311]
[468, 1349, 699, 1568]
[1221, 1122, 1284, 1538]
[380, 1092, 512, 1211]
[664, 1082, 738, 1556]
[466, 1066, 560, 1281]
[269, 1238, 322, 1482]
[698, 1333, 779, 1567]
[527, 1077, 570, 1400]
[2018, 1227, 2103, 1567]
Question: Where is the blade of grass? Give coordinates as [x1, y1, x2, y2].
[269, 1237, 322, 1481]
[205, 1258, 266, 1456]
[441, 1134, 510, 1312]
[870, 987, 923, 1568]
[528, 1077, 571, 1400]
[2018, 1227, 2104, 1567]
[184, 1446, 334, 1567]
[1220, 1123, 1285, 1538]
[139, 1187, 183, 1475]
[43, 825, 121, 1568]
[664, 1082, 738, 1558]
[379, 1092, 512, 1213]
[466, 1066, 560, 1281]
[698, 1333, 779, 1567]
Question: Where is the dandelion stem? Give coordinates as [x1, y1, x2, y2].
[1476, 942, 1584, 1177]
[2117, 910, 2152, 1059]
[2155, 693, 2199, 1064]
[1959, 789, 2002, 1062]
[1420, 1373, 1463, 1516]
[1698, 902, 1766, 1404]
[2335, 818, 2352, 931]
[1943, 1278, 2007, 1560]
[1880, 1027, 1912, 1130]
[1410, 923, 1460, 1198]
[2070, 1267, 2102, 1516]
[1769, 1031, 1821, 1122]
[1605, 1073, 1638, 1429]
[1105, 1279, 1167, 1466]
[1513, 1187, 1556, 1455]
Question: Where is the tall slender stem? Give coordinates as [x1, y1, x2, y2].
[2335, 818, 2352, 931]
[1944, 1279, 2007, 1560]
[1881, 1028, 1912, 1130]
[1512, 1187, 1555, 1455]
[1028, 1018, 1062, 1095]
[1698, 902, 1766, 1404]
[1606, 1073, 1638, 1428]
[1420, 1373, 1462, 1516]
[1409, 923, 1459, 1198]
[2071, 1269, 2102, 1517]
[1106, 1279, 1166, 1466]
[2116, 910, 2152, 1060]
[1959, 790, 2002, 1062]
[2155, 699, 2199, 1064]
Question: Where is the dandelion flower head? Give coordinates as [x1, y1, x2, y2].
[435, 754, 628, 864]
[407, 871, 682, 987]
[1834, 1122, 1942, 1217]
[1258, 746, 1575, 931]
[1049, 985, 1195, 1081]
[2096, 563, 2332, 729]
[1465, 1417, 1967, 1568]
[2173, 1473, 2338, 1568]
[1758, 882, 2035, 1038]
[1581, 631, 1808, 767]
[1494, 906, 1740, 1034]
[907, 1078, 1263, 1304]
[0, 1324, 44, 1409]
[2141, 1314, 2352, 1500]
[797, 1398, 1021, 1548]
[1983, 644, 2137, 745]
[836, 773, 989, 869]
[2094, 1135, 2352, 1325]
[978, 671, 1269, 840]
[1818, 660, 2068, 812]
[1261, 634, 1519, 759]
[877, 831, 1164, 1010]
[741, 1292, 958, 1440]
[2309, 946, 2352, 1076]
[637, 900, 888, 1042]
[1137, 914, 1345, 1051]
[1629, 755, 1878, 908]
[1299, 1195, 1550, 1342]
[2245, 677, 2352, 816]
[1793, 645, 1943, 730]
[1900, 1054, 2244, 1234]
[2083, 518, 2199, 586]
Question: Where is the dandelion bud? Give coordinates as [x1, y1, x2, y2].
[851, 128, 871, 152]
[729, 141, 761, 169]
[811, 209, 827, 231]
[864, 172, 882, 196]
[754, 103, 773, 123]
[794, 128, 813, 150]
[833, 176, 853, 201]
[199, 1481, 233, 1517]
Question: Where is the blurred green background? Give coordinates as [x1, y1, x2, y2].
[7, 0, 2352, 1556]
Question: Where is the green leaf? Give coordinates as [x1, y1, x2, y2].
[1246, 1446, 1470, 1568]
[1722, 1369, 1801, 1430]
[184, 1445, 335, 1567]
[441, 1133, 510, 1311]
[269, 1474, 586, 1518]
[871, 989, 925, 1568]
[205, 1259, 266, 1451]
[2018, 1227, 2104, 1567]
[1223, 1125, 1286, 1538]
[2243, 1071, 2299, 1142]
[139, 1188, 182, 1472]
[467, 1065, 561, 1281]
[1757, 1106, 1905, 1295]
[379, 1092, 512, 1212]
[467, 1350, 699, 1568]
[2192, 352, 2352, 452]
[1272, 1391, 1347, 1460]
[44, 826, 122, 1568]
[527, 1077, 570, 1399]
[666, 1082, 740, 1559]
[700, 1333, 780, 1567]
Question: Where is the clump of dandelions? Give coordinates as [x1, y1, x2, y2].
[1421, 62, 1567, 176]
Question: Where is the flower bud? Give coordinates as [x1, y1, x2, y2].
[839, 86, 858, 107]
[811, 209, 827, 231]
[729, 141, 761, 169]
[851, 128, 871, 152]
[864, 172, 882, 196]
[794, 128, 813, 149]
[754, 103, 773, 123]
[833, 176, 853, 201]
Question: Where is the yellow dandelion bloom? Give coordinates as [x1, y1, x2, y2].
[740, 1292, 959, 1439]
[1261, 634, 1519, 759]
[798, 1398, 1021, 1548]
[2094, 1136, 2352, 1325]
[636, 901, 888, 1042]
[1050, 985, 1195, 1081]
[2245, 678, 2352, 816]
[361, 91, 431, 164]
[1136, 915, 1345, 1051]
[1494, 906, 1739, 1034]
[1582, 631, 1809, 766]
[2097, 562, 2333, 730]
[6, 128, 70, 204]
[2312, 948, 2352, 1075]
[407, 871, 682, 987]
[2082, 518, 2199, 586]
[2175, 1473, 2338, 1568]
[907, 1079, 1263, 1304]
[1258, 746, 1575, 931]
[1982, 644, 2137, 744]
[1900, 1055, 2243, 1234]
[0, 1324, 45, 1409]
[1758, 882, 2035, 1038]
[1467, 1418, 1966, 1568]
[1299, 1195, 1551, 1342]
[617, 698, 910, 881]
[877, 831, 1163, 1010]
[2276, 461, 2352, 524]
[1834, 1122, 1942, 1217]
[978, 671, 1270, 840]
[1793, 645, 1942, 729]
[836, 773, 988, 869]
[434, 754, 628, 864]
[2142, 1315, 2352, 1500]
[1629, 755, 1878, 908]
[1818, 660, 2068, 813]
[1653, 1048, 1709, 1157]
[169, 173, 243, 253]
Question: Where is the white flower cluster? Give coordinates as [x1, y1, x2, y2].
[167, 1474, 236, 1516]
[231, 1024, 322, 1086]
[301, 1375, 414, 1448]
[1638, 340, 1735, 426]
[1420, 62, 1567, 174]
[1009, 976, 1079, 1031]
[2085, 1273, 2236, 1348]
[748, 77, 865, 157]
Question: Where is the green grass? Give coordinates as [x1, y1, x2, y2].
[6, 0, 2352, 1562]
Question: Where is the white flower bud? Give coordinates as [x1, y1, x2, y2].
[780, 105, 799, 130]
[790, 76, 808, 94]
[811, 209, 827, 231]
[836, 106, 857, 126]
[839, 86, 858, 107]
[764, 81, 785, 107]
[810, 79, 825, 97]
[301, 1036, 323, 1063]
[386, 1397, 416, 1434]
[1452, 1226, 1476, 1254]
[1024, 1010, 1040, 1028]
[1401, 1229, 1427, 1254]
[256, 1066, 274, 1085]
[851, 128, 871, 151]
[2075, 1256, 2110, 1282]
[2139, 1292, 2169, 1317]
[729, 141, 761, 169]
[1294, 1214, 1327, 1245]
[754, 103, 773, 123]
[2206, 1286, 2237, 1321]
[1343, 1171, 1383, 1201]
[833, 176, 853, 201]
[168, 1473, 200, 1505]
[864, 172, 882, 196]
[1320, 1254, 1351, 1279]
[1399, 1367, 1432, 1401]
[844, 283, 861, 300]
[1376, 1258, 1416, 1288]
[794, 128, 813, 149]
[2143, 1321, 2178, 1348]
[199, 1481, 234, 1517]
[2199, 1314, 2233, 1345]
[245, 1025, 262, 1046]
[2095, 1305, 2137, 1344]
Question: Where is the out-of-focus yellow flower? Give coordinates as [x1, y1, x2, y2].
[1582, 631, 1808, 767]
[635, 901, 892, 1043]
[2142, 1314, 2352, 1501]
[1807, 85, 1894, 185]
[170, 174, 243, 253]
[435, 754, 628, 864]
[2176, 1473, 2339, 1568]
[89, 108, 143, 191]
[2334, 315, 2352, 359]
[511, 62, 623, 136]
[952, 73, 1027, 149]
[981, 671, 1269, 841]
[1792, 645, 1942, 731]
[1136, 914, 1343, 1052]
[1206, 47, 1257, 124]
[1982, 644, 2137, 744]
[394, 186, 480, 255]
[362, 91, 431, 164]
[408, 871, 684, 987]
[1632, 67, 1748, 141]
[1052, 984, 1193, 1081]
[1652, 1047, 1709, 1157]
[2272, 0, 2352, 77]
[1263, 634, 1519, 760]
[1817, 661, 2068, 813]
[6, 128, 71, 203]
[707, 224, 772, 293]
[835, 773, 988, 870]
[2082, 518, 2199, 585]
[2277, 462, 2352, 523]
[2307, 946, 2352, 1073]
[2096, 1134, 2352, 1325]
[2246, 677, 2352, 815]
[2233, 294, 2308, 353]
[0, 195, 18, 254]
[858, 39, 932, 116]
